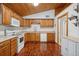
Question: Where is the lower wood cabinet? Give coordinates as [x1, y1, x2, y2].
[24, 33, 31, 42]
[10, 37, 17, 56]
[24, 32, 55, 43]
[47, 33, 55, 42]
[0, 40, 10, 56]
[31, 33, 40, 42]
[0, 37, 17, 56]
[24, 33, 40, 42]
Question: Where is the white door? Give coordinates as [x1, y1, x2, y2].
[61, 38, 68, 56]
[76, 43, 79, 56]
[68, 40, 76, 56]
[40, 33, 47, 42]
[59, 17, 66, 45]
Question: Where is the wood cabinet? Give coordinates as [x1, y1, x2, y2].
[24, 33, 31, 42]
[40, 19, 54, 27]
[0, 37, 17, 56]
[10, 37, 17, 56]
[31, 33, 40, 42]
[23, 19, 54, 27]
[25, 32, 55, 42]
[2, 5, 11, 25]
[47, 33, 55, 42]
[2, 4, 25, 27]
[24, 19, 33, 27]
[0, 40, 10, 56]
[24, 33, 40, 42]
[24, 20, 30, 27]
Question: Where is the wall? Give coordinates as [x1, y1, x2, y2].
[55, 3, 79, 43]
[23, 10, 55, 19]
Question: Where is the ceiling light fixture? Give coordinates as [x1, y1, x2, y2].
[33, 2, 39, 6]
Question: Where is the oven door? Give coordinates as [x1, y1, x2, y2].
[17, 37, 24, 46]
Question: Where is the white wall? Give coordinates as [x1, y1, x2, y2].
[23, 10, 55, 19]
[55, 3, 79, 43]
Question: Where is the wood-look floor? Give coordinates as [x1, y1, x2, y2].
[17, 42, 61, 56]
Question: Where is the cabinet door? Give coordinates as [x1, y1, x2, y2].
[0, 40, 10, 56]
[2, 5, 11, 25]
[24, 33, 31, 42]
[31, 33, 40, 42]
[10, 38, 17, 56]
[24, 20, 31, 27]
[47, 33, 55, 42]
[3, 45, 10, 56]
[31, 33, 36, 41]
[35, 33, 40, 42]
[40, 19, 54, 27]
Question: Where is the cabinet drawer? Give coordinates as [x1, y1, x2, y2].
[0, 40, 10, 48]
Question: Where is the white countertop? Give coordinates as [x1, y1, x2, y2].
[0, 27, 55, 43]
[0, 35, 17, 43]
[64, 36, 79, 43]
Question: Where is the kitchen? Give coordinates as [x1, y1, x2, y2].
[0, 3, 56, 56]
[0, 3, 79, 56]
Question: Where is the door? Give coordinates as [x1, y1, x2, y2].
[57, 13, 68, 45]
[58, 16, 67, 45]
[68, 40, 76, 56]
[61, 38, 68, 56]
[40, 33, 47, 42]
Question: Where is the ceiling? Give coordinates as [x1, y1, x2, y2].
[4, 3, 71, 16]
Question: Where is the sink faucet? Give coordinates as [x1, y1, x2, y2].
[4, 27, 7, 36]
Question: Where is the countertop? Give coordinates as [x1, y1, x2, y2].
[0, 30, 55, 43]
[0, 35, 17, 43]
[24, 31, 55, 33]
[64, 36, 79, 43]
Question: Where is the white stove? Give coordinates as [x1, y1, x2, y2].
[17, 33, 24, 53]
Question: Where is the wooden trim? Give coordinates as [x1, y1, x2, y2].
[57, 13, 68, 45]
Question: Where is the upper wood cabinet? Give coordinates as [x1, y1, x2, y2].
[2, 5, 11, 25]
[1, 4, 25, 27]
[24, 19, 33, 27]
[24, 20, 30, 27]
[23, 19, 54, 27]
[40, 19, 54, 27]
